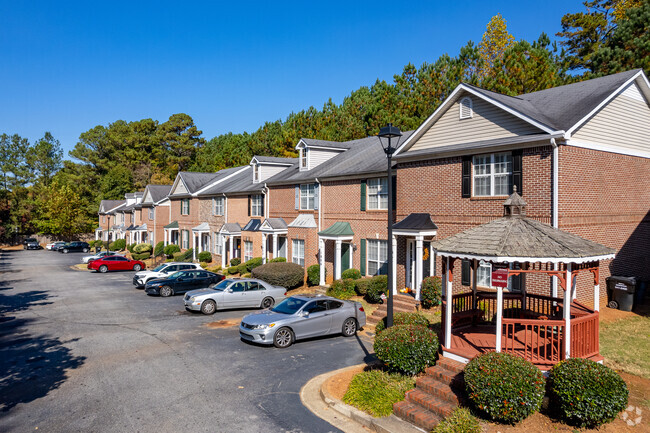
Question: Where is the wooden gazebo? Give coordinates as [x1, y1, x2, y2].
[432, 188, 615, 369]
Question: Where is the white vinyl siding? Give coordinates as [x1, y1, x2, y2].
[300, 184, 315, 210]
[244, 241, 253, 262]
[292, 239, 304, 267]
[253, 164, 260, 183]
[213, 197, 224, 216]
[310, 148, 342, 168]
[473, 152, 512, 197]
[367, 178, 388, 210]
[251, 195, 263, 216]
[367, 240, 388, 276]
[173, 181, 188, 195]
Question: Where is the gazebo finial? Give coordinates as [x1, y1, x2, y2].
[504, 185, 526, 217]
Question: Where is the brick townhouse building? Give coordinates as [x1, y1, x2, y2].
[139, 184, 173, 246]
[96, 199, 125, 241]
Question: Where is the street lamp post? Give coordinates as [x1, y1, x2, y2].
[378, 123, 402, 328]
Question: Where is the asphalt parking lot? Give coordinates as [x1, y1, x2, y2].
[0, 249, 374, 432]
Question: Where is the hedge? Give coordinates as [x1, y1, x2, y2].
[327, 279, 356, 300]
[365, 275, 388, 303]
[420, 276, 442, 309]
[341, 268, 361, 280]
[269, 257, 286, 263]
[110, 239, 126, 251]
[307, 264, 321, 286]
[432, 408, 481, 433]
[230, 257, 241, 266]
[354, 278, 371, 295]
[375, 312, 430, 334]
[198, 251, 212, 263]
[251, 262, 304, 288]
[374, 324, 439, 375]
[243, 257, 263, 272]
[153, 241, 165, 256]
[134, 243, 153, 254]
[127, 243, 136, 253]
[132, 252, 151, 261]
[343, 370, 415, 417]
[163, 244, 180, 258]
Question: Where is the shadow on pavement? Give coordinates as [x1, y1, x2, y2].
[0, 290, 53, 313]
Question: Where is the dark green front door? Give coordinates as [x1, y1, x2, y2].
[341, 243, 351, 272]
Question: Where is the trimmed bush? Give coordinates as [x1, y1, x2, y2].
[343, 370, 415, 417]
[90, 240, 103, 248]
[251, 262, 304, 289]
[134, 242, 153, 254]
[230, 257, 241, 266]
[163, 244, 180, 258]
[374, 324, 439, 375]
[375, 312, 430, 334]
[226, 266, 239, 275]
[464, 352, 545, 424]
[420, 276, 442, 309]
[327, 279, 356, 300]
[549, 358, 628, 427]
[432, 408, 481, 433]
[127, 243, 136, 253]
[198, 251, 212, 263]
[269, 257, 286, 263]
[109, 239, 127, 251]
[132, 252, 151, 261]
[243, 257, 263, 272]
[341, 268, 361, 280]
[179, 248, 194, 262]
[365, 275, 388, 303]
[307, 264, 321, 286]
[153, 241, 165, 256]
[355, 278, 370, 295]
[173, 252, 185, 262]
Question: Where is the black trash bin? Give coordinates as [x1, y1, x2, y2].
[606, 276, 637, 311]
[95, 246, 101, 253]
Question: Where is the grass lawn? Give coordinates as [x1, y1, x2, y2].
[600, 315, 650, 379]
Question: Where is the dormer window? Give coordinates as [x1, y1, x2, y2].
[253, 164, 260, 183]
[460, 97, 473, 119]
[300, 148, 308, 170]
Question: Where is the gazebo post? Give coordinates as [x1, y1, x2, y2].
[496, 284, 503, 353]
[564, 263, 572, 359]
[445, 256, 453, 349]
[593, 264, 600, 312]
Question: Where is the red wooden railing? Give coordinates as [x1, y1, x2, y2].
[525, 293, 562, 318]
[451, 292, 474, 313]
[570, 312, 599, 358]
[502, 318, 564, 364]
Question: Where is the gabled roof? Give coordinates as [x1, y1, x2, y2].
[198, 166, 265, 195]
[288, 214, 317, 228]
[242, 219, 262, 232]
[192, 222, 210, 232]
[297, 138, 353, 150]
[393, 213, 439, 233]
[99, 200, 126, 214]
[194, 166, 250, 195]
[260, 218, 288, 231]
[251, 156, 296, 165]
[170, 171, 220, 197]
[220, 223, 242, 235]
[142, 185, 173, 204]
[164, 221, 179, 229]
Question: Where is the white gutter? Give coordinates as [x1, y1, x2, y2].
[223, 193, 228, 223]
[315, 178, 322, 231]
[263, 183, 270, 219]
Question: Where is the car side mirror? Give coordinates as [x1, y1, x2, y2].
[177, 277, 184, 281]
[226, 288, 232, 293]
[299, 311, 309, 318]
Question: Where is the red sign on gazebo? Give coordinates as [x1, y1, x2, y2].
[492, 264, 509, 288]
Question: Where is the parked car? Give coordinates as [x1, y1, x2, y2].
[59, 241, 91, 253]
[82, 251, 122, 264]
[49, 241, 67, 251]
[145, 270, 225, 297]
[184, 278, 287, 315]
[239, 294, 366, 348]
[88, 255, 145, 273]
[23, 238, 41, 250]
[132, 262, 203, 289]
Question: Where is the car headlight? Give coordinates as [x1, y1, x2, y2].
[251, 323, 275, 330]
[189, 297, 196, 302]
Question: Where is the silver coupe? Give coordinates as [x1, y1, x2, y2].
[184, 278, 287, 315]
[239, 294, 366, 348]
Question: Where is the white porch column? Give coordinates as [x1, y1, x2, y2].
[335, 239, 342, 280]
[221, 235, 227, 268]
[415, 235, 424, 301]
[164, 230, 168, 246]
[392, 235, 397, 295]
[262, 234, 267, 264]
[445, 257, 453, 349]
[564, 263, 572, 359]
[496, 285, 504, 353]
[272, 234, 278, 257]
[192, 232, 196, 260]
[319, 238, 325, 286]
[594, 278, 600, 312]
[229, 235, 234, 263]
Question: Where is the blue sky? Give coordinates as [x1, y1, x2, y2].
[0, 0, 585, 156]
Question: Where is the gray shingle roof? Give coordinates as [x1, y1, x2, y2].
[147, 185, 173, 203]
[393, 213, 438, 231]
[300, 138, 353, 149]
[253, 156, 297, 165]
[221, 223, 242, 234]
[174, 171, 221, 195]
[242, 219, 262, 232]
[262, 218, 288, 230]
[198, 166, 265, 195]
[100, 200, 126, 213]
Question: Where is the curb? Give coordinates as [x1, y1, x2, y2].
[300, 364, 425, 433]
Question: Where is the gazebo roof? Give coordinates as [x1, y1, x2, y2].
[432, 191, 615, 263]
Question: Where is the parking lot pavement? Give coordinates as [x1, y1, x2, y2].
[0, 249, 374, 433]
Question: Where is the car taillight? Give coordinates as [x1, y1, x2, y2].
[358, 306, 364, 312]
[284, 291, 287, 296]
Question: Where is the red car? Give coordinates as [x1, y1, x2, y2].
[88, 255, 145, 273]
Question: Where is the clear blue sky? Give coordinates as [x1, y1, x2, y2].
[0, 0, 585, 156]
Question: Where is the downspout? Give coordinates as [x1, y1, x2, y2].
[315, 178, 322, 231]
[263, 183, 269, 219]
[223, 193, 228, 223]
[551, 138, 559, 299]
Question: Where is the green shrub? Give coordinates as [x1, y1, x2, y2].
[230, 257, 241, 266]
[355, 278, 371, 295]
[307, 264, 321, 286]
[269, 257, 286, 263]
[341, 268, 361, 280]
[327, 279, 356, 300]
[153, 241, 165, 256]
[421, 276, 442, 309]
[110, 239, 127, 251]
[198, 251, 212, 263]
[464, 352, 545, 424]
[90, 240, 103, 248]
[134, 243, 153, 254]
[343, 370, 415, 417]
[375, 312, 431, 334]
[226, 266, 239, 275]
[127, 243, 136, 253]
[163, 244, 180, 258]
[251, 262, 304, 289]
[132, 252, 151, 261]
[244, 257, 263, 272]
[549, 358, 628, 427]
[432, 408, 481, 433]
[365, 275, 388, 303]
[374, 325, 439, 375]
[237, 263, 248, 274]
[173, 252, 185, 262]
[179, 248, 194, 262]
[241, 272, 251, 278]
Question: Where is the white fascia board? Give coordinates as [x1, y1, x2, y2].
[318, 235, 354, 241]
[392, 229, 438, 237]
[433, 251, 615, 264]
[107, 203, 126, 213]
[565, 138, 650, 159]
[566, 70, 646, 137]
[295, 139, 306, 151]
[307, 145, 348, 152]
[193, 166, 249, 196]
[168, 174, 186, 196]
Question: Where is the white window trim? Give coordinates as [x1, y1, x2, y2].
[292, 239, 305, 267]
[459, 96, 473, 119]
[472, 152, 512, 197]
[300, 148, 309, 171]
[367, 239, 388, 276]
[244, 240, 253, 262]
[253, 164, 260, 183]
[181, 199, 190, 215]
[300, 184, 315, 210]
[212, 197, 224, 216]
[251, 194, 263, 217]
[367, 178, 388, 210]
[148, 207, 154, 220]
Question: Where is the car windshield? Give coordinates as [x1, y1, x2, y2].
[271, 297, 308, 315]
[152, 264, 166, 272]
[211, 279, 234, 291]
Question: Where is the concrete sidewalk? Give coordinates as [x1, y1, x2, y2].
[300, 365, 425, 433]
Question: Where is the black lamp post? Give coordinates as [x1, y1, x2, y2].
[378, 123, 402, 328]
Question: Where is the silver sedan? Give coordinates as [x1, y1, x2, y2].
[184, 278, 287, 315]
[239, 294, 366, 348]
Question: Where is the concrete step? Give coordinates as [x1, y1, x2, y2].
[414, 376, 461, 405]
[405, 389, 456, 418]
[393, 400, 442, 431]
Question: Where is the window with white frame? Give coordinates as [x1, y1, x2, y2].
[244, 241, 253, 262]
[181, 199, 190, 215]
[300, 148, 308, 170]
[253, 164, 260, 183]
[367, 240, 388, 276]
[214, 232, 222, 253]
[300, 184, 315, 210]
[102, 215, 106, 223]
[459, 97, 473, 119]
[473, 152, 512, 197]
[367, 178, 388, 210]
[292, 239, 304, 266]
[148, 207, 154, 220]
[477, 260, 492, 287]
[213, 197, 224, 216]
[182, 230, 189, 249]
[251, 194, 262, 216]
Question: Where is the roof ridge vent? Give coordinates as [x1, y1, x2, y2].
[503, 185, 526, 217]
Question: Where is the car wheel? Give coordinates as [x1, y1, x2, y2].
[99, 265, 108, 273]
[133, 264, 142, 271]
[342, 318, 357, 337]
[273, 327, 294, 348]
[201, 300, 216, 315]
[83, 248, 89, 253]
[261, 297, 274, 309]
[159, 286, 173, 297]
[63, 249, 69, 254]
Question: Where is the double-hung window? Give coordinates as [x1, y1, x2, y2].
[213, 197, 224, 216]
[367, 240, 388, 276]
[473, 153, 512, 197]
[214, 232, 222, 253]
[250, 195, 262, 216]
[102, 215, 106, 223]
[477, 260, 492, 287]
[148, 207, 154, 220]
[300, 184, 315, 210]
[244, 241, 253, 262]
[292, 239, 305, 267]
[253, 164, 260, 183]
[367, 178, 388, 210]
[181, 199, 190, 215]
[300, 148, 308, 170]
[182, 230, 189, 249]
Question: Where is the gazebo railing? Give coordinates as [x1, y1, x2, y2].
[570, 312, 599, 359]
[502, 318, 564, 364]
